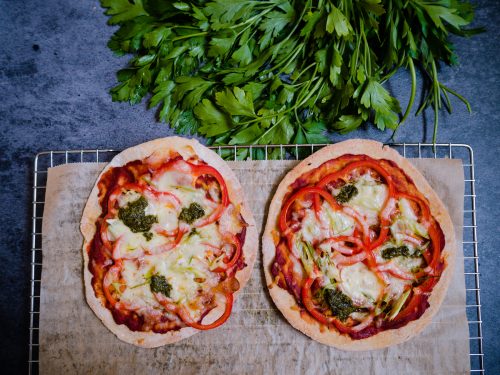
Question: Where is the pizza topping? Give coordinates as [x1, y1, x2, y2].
[178, 202, 205, 224]
[271, 155, 445, 339]
[381, 245, 413, 259]
[118, 196, 158, 233]
[88, 153, 247, 333]
[150, 274, 172, 297]
[324, 288, 360, 322]
[335, 184, 358, 204]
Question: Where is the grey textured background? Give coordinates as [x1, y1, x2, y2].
[1, 0, 498, 373]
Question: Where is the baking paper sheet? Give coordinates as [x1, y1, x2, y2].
[40, 159, 469, 374]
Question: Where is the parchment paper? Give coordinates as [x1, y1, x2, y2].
[40, 159, 468, 375]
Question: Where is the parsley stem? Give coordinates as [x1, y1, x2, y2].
[130, 280, 149, 289]
[275, 44, 305, 76]
[398, 58, 417, 128]
[172, 32, 208, 41]
[260, 42, 304, 77]
[295, 77, 324, 108]
[431, 60, 440, 148]
[228, 7, 273, 30]
[441, 86, 452, 114]
[291, 62, 316, 84]
[439, 83, 472, 113]
[237, 76, 323, 127]
[254, 115, 286, 143]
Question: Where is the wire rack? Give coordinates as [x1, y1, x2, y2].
[29, 143, 484, 374]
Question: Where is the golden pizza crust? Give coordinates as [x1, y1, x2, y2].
[80, 137, 258, 347]
[262, 139, 456, 350]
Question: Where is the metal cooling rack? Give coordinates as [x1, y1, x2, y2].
[29, 143, 484, 374]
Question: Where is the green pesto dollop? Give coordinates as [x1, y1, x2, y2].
[118, 196, 158, 233]
[381, 245, 421, 259]
[335, 184, 358, 204]
[178, 202, 205, 224]
[150, 274, 172, 297]
[324, 288, 359, 321]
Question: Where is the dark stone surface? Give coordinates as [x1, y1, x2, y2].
[0, 0, 498, 373]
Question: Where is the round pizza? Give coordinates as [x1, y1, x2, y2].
[262, 139, 455, 350]
[81, 137, 257, 347]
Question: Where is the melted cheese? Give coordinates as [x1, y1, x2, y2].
[390, 198, 429, 244]
[384, 275, 410, 301]
[219, 204, 244, 235]
[145, 199, 179, 233]
[299, 202, 355, 244]
[300, 209, 328, 243]
[344, 173, 387, 226]
[319, 201, 355, 236]
[340, 262, 384, 308]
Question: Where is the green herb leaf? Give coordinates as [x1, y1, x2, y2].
[215, 87, 256, 117]
[194, 99, 232, 137]
[360, 80, 401, 130]
[326, 6, 352, 37]
[101, 0, 147, 25]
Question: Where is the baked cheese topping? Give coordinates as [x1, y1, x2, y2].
[90, 155, 247, 333]
[272, 155, 445, 339]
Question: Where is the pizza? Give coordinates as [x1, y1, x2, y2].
[262, 139, 455, 350]
[80, 137, 257, 347]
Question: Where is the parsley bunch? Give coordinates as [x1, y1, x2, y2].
[101, 0, 481, 155]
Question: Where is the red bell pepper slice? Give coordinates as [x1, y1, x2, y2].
[150, 228, 186, 254]
[395, 192, 442, 273]
[103, 260, 123, 307]
[377, 261, 415, 280]
[100, 214, 114, 255]
[152, 158, 193, 176]
[301, 277, 332, 325]
[212, 234, 242, 273]
[332, 251, 368, 266]
[190, 164, 229, 227]
[317, 160, 395, 193]
[388, 289, 426, 324]
[320, 235, 364, 255]
[177, 293, 233, 330]
[279, 187, 342, 233]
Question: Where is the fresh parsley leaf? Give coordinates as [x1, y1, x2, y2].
[215, 87, 256, 117]
[101, 0, 147, 25]
[258, 6, 296, 50]
[194, 99, 232, 137]
[333, 115, 364, 134]
[326, 6, 352, 37]
[360, 80, 401, 130]
[229, 124, 261, 145]
[174, 77, 214, 109]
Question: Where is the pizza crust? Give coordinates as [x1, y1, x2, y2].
[80, 137, 258, 347]
[262, 139, 456, 350]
